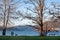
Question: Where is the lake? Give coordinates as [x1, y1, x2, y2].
[0, 30, 40, 36]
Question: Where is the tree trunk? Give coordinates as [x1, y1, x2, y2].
[2, 27, 6, 36]
[39, 0, 44, 36]
[2, 0, 6, 36]
[40, 27, 43, 36]
[40, 12, 43, 36]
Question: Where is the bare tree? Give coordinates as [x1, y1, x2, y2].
[0, 0, 20, 36]
[17, 0, 44, 36]
[43, 2, 60, 32]
[17, 0, 60, 36]
[3, 0, 6, 36]
[29, 0, 44, 36]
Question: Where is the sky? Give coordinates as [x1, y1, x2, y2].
[15, 0, 60, 26]
[0, 0, 60, 27]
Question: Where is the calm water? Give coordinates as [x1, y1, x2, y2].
[0, 30, 40, 36]
[0, 30, 60, 36]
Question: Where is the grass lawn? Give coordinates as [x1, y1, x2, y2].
[0, 36, 60, 40]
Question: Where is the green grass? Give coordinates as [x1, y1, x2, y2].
[0, 36, 60, 40]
